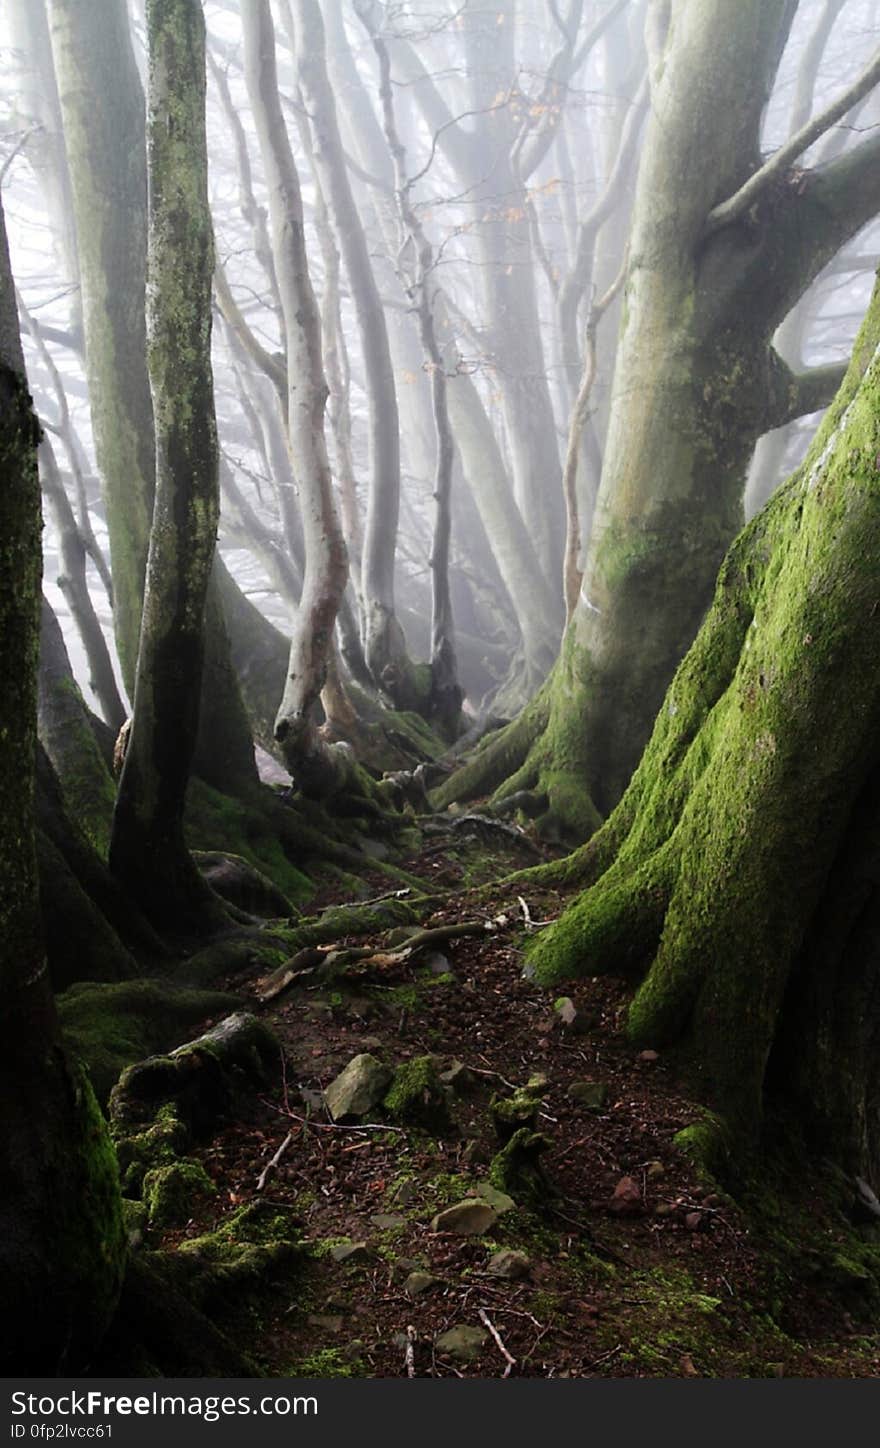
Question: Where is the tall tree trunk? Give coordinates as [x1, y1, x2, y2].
[0, 189, 124, 1374]
[241, 0, 350, 796]
[527, 276, 880, 1173]
[109, 0, 226, 931]
[291, 0, 419, 708]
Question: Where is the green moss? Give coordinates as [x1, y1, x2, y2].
[488, 1127, 549, 1201]
[185, 779, 313, 905]
[175, 1201, 302, 1303]
[290, 1347, 363, 1378]
[671, 1113, 732, 1183]
[382, 1055, 450, 1132]
[143, 1159, 215, 1227]
[490, 1077, 546, 1142]
[115, 1101, 188, 1195]
[58, 979, 240, 1102]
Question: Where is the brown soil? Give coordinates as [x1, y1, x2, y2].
[148, 836, 880, 1379]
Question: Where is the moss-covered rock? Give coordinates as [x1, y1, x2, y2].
[489, 1075, 547, 1142]
[489, 1127, 550, 1202]
[383, 1055, 451, 1132]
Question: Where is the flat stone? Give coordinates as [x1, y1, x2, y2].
[307, 1314, 344, 1332]
[431, 1199, 498, 1235]
[639, 1049, 660, 1062]
[435, 1325, 489, 1361]
[474, 1182, 516, 1214]
[330, 1241, 372, 1263]
[369, 1213, 406, 1229]
[568, 1081, 608, 1111]
[324, 1053, 392, 1122]
[389, 1257, 422, 1283]
[487, 1248, 531, 1280]
[405, 1271, 440, 1297]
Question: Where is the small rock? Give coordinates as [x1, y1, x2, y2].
[405, 1271, 440, 1297]
[391, 1179, 419, 1206]
[474, 1182, 516, 1214]
[422, 951, 452, 976]
[299, 1087, 324, 1112]
[330, 1241, 372, 1263]
[324, 1054, 392, 1122]
[609, 1176, 642, 1215]
[439, 1060, 477, 1095]
[431, 1199, 498, 1235]
[389, 1257, 422, 1282]
[369, 1213, 406, 1229]
[307, 1314, 344, 1332]
[654, 1201, 676, 1218]
[553, 997, 589, 1033]
[646, 1160, 666, 1180]
[684, 1211, 704, 1231]
[435, 1325, 488, 1362]
[638, 1049, 660, 1062]
[568, 1081, 608, 1111]
[680, 1354, 700, 1377]
[487, 1248, 531, 1280]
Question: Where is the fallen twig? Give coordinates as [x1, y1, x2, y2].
[478, 1308, 516, 1377]
[256, 1129, 295, 1192]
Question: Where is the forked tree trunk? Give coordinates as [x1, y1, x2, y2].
[0, 191, 125, 1374]
[109, 0, 227, 931]
[527, 277, 880, 1173]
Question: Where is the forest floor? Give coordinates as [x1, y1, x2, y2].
[131, 826, 880, 1379]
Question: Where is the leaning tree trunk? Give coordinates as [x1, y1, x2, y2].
[0, 189, 125, 1374]
[109, 0, 226, 932]
[526, 275, 880, 1172]
[439, 0, 880, 838]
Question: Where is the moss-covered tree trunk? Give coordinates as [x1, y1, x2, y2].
[440, 0, 880, 838]
[0, 190, 124, 1372]
[527, 273, 880, 1174]
[109, 0, 226, 932]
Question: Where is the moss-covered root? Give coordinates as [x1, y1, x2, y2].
[525, 282, 880, 1150]
[58, 979, 242, 1104]
[110, 1011, 279, 1135]
[431, 686, 550, 811]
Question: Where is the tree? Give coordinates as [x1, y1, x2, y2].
[0, 187, 124, 1373]
[109, 0, 227, 930]
[527, 269, 880, 1176]
[440, 0, 880, 838]
[241, 0, 350, 794]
